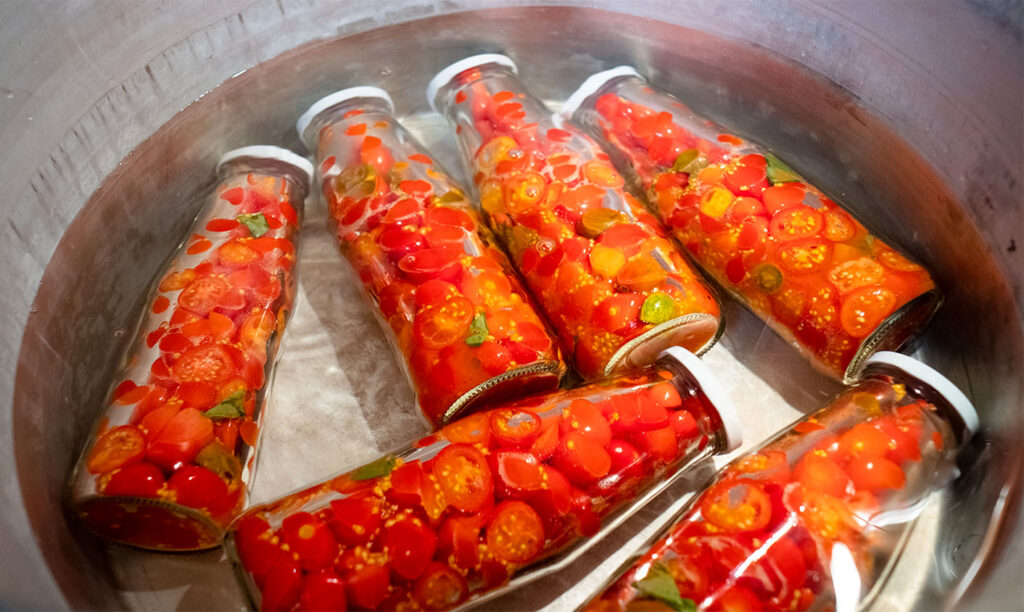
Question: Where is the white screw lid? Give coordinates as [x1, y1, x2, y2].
[426, 53, 518, 113]
[295, 86, 395, 151]
[862, 351, 979, 438]
[216, 145, 314, 189]
[659, 346, 742, 452]
[560, 65, 642, 120]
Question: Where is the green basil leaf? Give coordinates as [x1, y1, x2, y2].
[631, 562, 696, 612]
[237, 213, 270, 237]
[203, 390, 246, 419]
[351, 455, 398, 481]
[465, 312, 489, 347]
[672, 148, 707, 175]
[765, 152, 802, 185]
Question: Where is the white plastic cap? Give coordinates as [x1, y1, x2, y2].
[659, 346, 742, 452]
[295, 86, 395, 150]
[560, 66, 642, 120]
[862, 351, 979, 438]
[426, 53, 518, 113]
[216, 145, 314, 188]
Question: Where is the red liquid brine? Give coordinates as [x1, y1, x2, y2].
[67, 146, 313, 550]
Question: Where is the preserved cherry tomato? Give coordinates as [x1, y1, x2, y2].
[700, 479, 772, 532]
[486, 501, 545, 563]
[490, 408, 542, 448]
[414, 562, 470, 610]
[435, 444, 493, 513]
[413, 295, 474, 348]
[385, 519, 437, 580]
[86, 425, 146, 474]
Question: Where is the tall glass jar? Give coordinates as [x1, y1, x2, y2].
[226, 347, 741, 611]
[296, 87, 565, 427]
[427, 55, 722, 380]
[563, 67, 940, 382]
[66, 146, 313, 551]
[583, 351, 977, 612]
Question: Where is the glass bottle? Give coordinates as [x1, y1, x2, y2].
[563, 67, 940, 382]
[66, 146, 313, 551]
[226, 347, 741, 611]
[583, 351, 977, 612]
[427, 55, 722, 380]
[296, 87, 565, 427]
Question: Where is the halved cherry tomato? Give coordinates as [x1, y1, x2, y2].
[387, 460, 426, 507]
[101, 461, 164, 497]
[794, 453, 851, 499]
[399, 247, 464, 284]
[700, 479, 772, 532]
[413, 295, 474, 349]
[425, 206, 475, 231]
[603, 393, 641, 435]
[413, 562, 469, 611]
[529, 419, 559, 461]
[486, 500, 545, 564]
[828, 258, 884, 294]
[87, 425, 145, 474]
[559, 399, 612, 446]
[178, 276, 231, 315]
[167, 464, 227, 509]
[281, 512, 338, 571]
[434, 444, 493, 513]
[437, 516, 480, 570]
[378, 226, 426, 256]
[838, 423, 891, 459]
[146, 408, 215, 470]
[490, 451, 545, 497]
[635, 425, 679, 463]
[441, 412, 491, 446]
[260, 552, 302, 612]
[490, 408, 542, 448]
[554, 431, 612, 485]
[710, 584, 763, 612]
[384, 518, 436, 580]
[345, 563, 390, 610]
[233, 516, 277, 584]
[776, 239, 833, 275]
[170, 344, 237, 384]
[840, 286, 897, 338]
[298, 570, 347, 612]
[846, 455, 906, 491]
[240, 308, 276, 353]
[769, 207, 823, 241]
[592, 293, 642, 335]
[327, 496, 381, 546]
[728, 450, 792, 486]
[606, 439, 641, 476]
[218, 239, 261, 266]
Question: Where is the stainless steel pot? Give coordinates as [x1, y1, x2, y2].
[1, 1, 1020, 610]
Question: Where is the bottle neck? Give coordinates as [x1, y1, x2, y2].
[218, 158, 310, 202]
[860, 365, 971, 446]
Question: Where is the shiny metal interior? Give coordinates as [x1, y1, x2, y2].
[0, 2, 1020, 610]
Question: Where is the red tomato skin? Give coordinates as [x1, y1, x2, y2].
[385, 519, 437, 580]
[259, 553, 302, 612]
[346, 564, 391, 610]
[166, 464, 228, 509]
[298, 570, 347, 612]
[101, 461, 165, 497]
